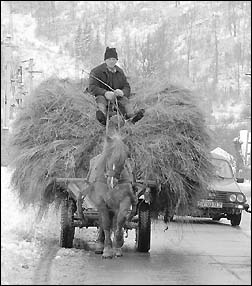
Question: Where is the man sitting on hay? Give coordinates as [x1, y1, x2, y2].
[89, 47, 145, 126]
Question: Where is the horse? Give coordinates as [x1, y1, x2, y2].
[83, 132, 137, 258]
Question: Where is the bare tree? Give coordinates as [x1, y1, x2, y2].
[50, 1, 58, 45]
[213, 14, 219, 86]
[104, 1, 109, 46]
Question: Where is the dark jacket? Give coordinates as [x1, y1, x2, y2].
[88, 63, 131, 98]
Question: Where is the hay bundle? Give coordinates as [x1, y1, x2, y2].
[121, 80, 214, 214]
[9, 76, 214, 218]
[9, 77, 105, 212]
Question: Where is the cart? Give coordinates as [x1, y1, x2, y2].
[55, 177, 158, 252]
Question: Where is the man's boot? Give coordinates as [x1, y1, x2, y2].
[124, 101, 145, 124]
[96, 110, 107, 126]
[130, 108, 145, 124]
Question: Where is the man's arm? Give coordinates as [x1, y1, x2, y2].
[121, 72, 131, 98]
[88, 71, 107, 97]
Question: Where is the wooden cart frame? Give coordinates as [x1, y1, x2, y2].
[55, 177, 158, 252]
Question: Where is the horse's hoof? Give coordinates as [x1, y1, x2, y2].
[95, 249, 103, 254]
[102, 247, 113, 259]
[114, 248, 123, 257]
[102, 254, 113, 259]
[95, 242, 104, 254]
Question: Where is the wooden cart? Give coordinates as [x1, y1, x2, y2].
[55, 177, 158, 252]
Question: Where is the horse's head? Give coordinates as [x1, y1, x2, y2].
[103, 133, 129, 188]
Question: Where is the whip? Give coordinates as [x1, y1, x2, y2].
[82, 69, 126, 125]
[82, 69, 115, 92]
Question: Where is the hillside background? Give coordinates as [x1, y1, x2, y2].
[1, 1, 251, 174]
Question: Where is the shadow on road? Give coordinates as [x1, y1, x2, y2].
[170, 216, 237, 228]
[33, 239, 60, 285]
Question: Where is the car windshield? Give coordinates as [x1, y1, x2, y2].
[211, 158, 233, 179]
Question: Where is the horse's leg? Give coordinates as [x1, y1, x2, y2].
[114, 198, 131, 257]
[112, 210, 120, 256]
[95, 215, 105, 254]
[100, 208, 113, 259]
[87, 183, 106, 254]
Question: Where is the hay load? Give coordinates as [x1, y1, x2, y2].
[122, 81, 214, 214]
[9, 76, 214, 218]
[9, 77, 105, 212]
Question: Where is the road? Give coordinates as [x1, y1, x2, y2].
[33, 207, 251, 285]
[2, 165, 249, 285]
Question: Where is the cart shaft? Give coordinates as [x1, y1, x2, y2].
[56, 177, 87, 183]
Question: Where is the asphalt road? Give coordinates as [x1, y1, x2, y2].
[33, 209, 251, 285]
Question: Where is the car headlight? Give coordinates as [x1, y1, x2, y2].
[229, 194, 236, 202]
[237, 194, 245, 203]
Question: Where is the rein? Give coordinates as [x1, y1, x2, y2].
[105, 97, 124, 135]
[83, 68, 126, 130]
[103, 96, 129, 189]
[105, 101, 110, 135]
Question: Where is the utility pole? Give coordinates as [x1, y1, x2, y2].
[28, 58, 34, 94]
[15, 66, 25, 106]
[244, 73, 251, 165]
[22, 58, 43, 96]
[1, 1, 16, 129]
[2, 35, 14, 129]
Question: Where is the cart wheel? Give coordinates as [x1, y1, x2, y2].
[60, 198, 75, 248]
[136, 201, 151, 252]
[230, 213, 241, 226]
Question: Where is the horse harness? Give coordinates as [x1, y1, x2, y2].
[94, 161, 132, 187]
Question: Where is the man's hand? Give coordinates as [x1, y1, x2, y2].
[105, 91, 115, 101]
[114, 89, 124, 98]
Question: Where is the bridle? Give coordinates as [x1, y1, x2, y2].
[104, 96, 126, 189]
[105, 158, 126, 189]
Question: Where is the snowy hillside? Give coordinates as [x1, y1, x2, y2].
[2, 3, 79, 90]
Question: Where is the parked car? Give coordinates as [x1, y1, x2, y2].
[174, 151, 250, 226]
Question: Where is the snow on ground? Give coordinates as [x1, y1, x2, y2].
[1, 166, 61, 285]
[1, 166, 98, 285]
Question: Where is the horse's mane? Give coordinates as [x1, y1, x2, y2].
[102, 133, 128, 166]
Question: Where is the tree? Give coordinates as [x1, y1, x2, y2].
[234, 41, 242, 98]
[49, 1, 58, 45]
[90, 32, 104, 67]
[212, 13, 219, 86]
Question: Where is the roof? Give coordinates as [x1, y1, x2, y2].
[210, 151, 228, 161]
[211, 147, 234, 161]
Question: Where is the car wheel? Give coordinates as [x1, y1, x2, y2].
[60, 198, 75, 248]
[230, 213, 241, 226]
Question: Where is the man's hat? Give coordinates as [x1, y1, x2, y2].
[104, 47, 118, 60]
